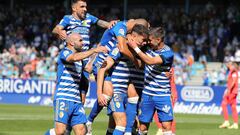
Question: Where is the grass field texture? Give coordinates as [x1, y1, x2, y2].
[0, 104, 239, 135]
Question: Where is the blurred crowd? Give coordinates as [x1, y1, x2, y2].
[0, 2, 239, 85]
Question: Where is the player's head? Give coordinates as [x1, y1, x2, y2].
[129, 24, 149, 47]
[66, 33, 83, 51]
[127, 18, 149, 30]
[148, 27, 165, 49]
[226, 60, 238, 70]
[71, 0, 87, 20]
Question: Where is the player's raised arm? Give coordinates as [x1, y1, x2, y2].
[97, 19, 119, 29]
[64, 33, 107, 63]
[52, 25, 67, 40]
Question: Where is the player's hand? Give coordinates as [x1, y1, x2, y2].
[133, 59, 141, 69]
[128, 36, 138, 49]
[101, 61, 108, 68]
[165, 71, 172, 79]
[94, 46, 108, 53]
[98, 94, 108, 106]
[108, 20, 119, 29]
[58, 30, 67, 40]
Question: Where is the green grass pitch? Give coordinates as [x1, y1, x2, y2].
[0, 104, 239, 135]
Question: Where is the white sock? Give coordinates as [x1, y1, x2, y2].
[49, 128, 56, 135]
[163, 131, 172, 135]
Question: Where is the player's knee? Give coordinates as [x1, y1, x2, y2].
[162, 122, 172, 131]
[128, 96, 139, 104]
[221, 101, 227, 106]
[73, 125, 86, 135]
[55, 127, 65, 135]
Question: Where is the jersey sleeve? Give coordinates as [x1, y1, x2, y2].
[60, 49, 73, 61]
[113, 23, 127, 37]
[159, 50, 174, 65]
[58, 15, 70, 28]
[87, 13, 99, 24]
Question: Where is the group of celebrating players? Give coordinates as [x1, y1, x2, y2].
[45, 0, 177, 135]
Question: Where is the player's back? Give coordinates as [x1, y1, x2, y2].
[93, 21, 127, 75]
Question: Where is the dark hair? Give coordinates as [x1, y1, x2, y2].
[71, 0, 86, 5]
[131, 24, 149, 39]
[149, 27, 165, 40]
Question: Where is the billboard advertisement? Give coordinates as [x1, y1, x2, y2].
[174, 86, 240, 115]
[0, 78, 239, 115]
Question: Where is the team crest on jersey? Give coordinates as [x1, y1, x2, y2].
[138, 109, 142, 115]
[63, 50, 70, 57]
[82, 20, 88, 26]
[118, 29, 125, 35]
[111, 48, 119, 56]
[116, 102, 121, 108]
[59, 111, 64, 118]
[162, 105, 171, 113]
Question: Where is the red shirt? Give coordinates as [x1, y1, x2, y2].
[170, 68, 178, 100]
[227, 69, 238, 94]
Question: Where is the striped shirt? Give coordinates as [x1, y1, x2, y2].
[93, 21, 127, 75]
[58, 13, 98, 51]
[143, 45, 174, 96]
[54, 47, 83, 103]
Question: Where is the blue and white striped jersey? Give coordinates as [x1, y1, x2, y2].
[143, 45, 174, 96]
[93, 21, 127, 74]
[54, 47, 83, 103]
[58, 13, 98, 51]
[111, 57, 132, 94]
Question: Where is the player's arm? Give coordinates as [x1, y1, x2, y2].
[84, 53, 97, 73]
[66, 46, 107, 63]
[97, 20, 118, 29]
[228, 72, 238, 93]
[135, 49, 163, 65]
[170, 68, 178, 103]
[52, 25, 67, 40]
[97, 57, 115, 106]
[117, 36, 139, 67]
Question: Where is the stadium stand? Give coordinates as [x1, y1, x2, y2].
[0, 1, 239, 85]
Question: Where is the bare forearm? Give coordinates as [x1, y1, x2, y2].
[70, 49, 95, 62]
[97, 20, 110, 28]
[84, 53, 97, 73]
[97, 68, 105, 95]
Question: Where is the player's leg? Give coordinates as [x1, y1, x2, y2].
[138, 94, 155, 135]
[71, 102, 87, 135]
[54, 100, 71, 135]
[110, 93, 127, 135]
[106, 115, 116, 135]
[171, 101, 176, 135]
[154, 96, 173, 135]
[125, 83, 139, 135]
[219, 95, 230, 128]
[228, 94, 238, 129]
[72, 124, 86, 135]
[86, 79, 113, 134]
[153, 112, 163, 135]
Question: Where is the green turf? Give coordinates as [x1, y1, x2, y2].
[0, 104, 239, 135]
